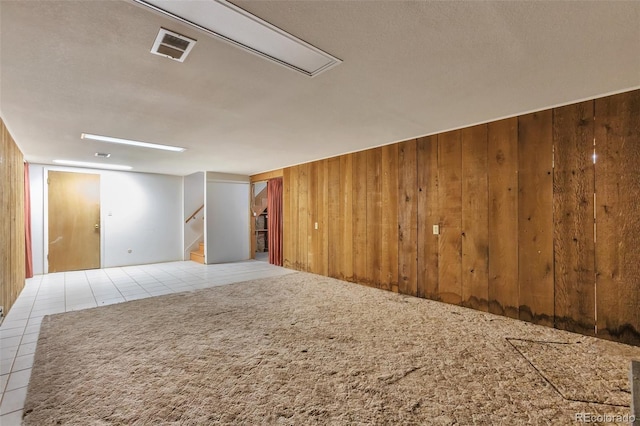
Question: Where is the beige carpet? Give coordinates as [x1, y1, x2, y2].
[24, 272, 640, 425]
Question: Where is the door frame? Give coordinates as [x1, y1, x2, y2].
[44, 167, 104, 274]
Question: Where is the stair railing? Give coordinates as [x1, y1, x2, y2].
[185, 204, 204, 224]
[251, 186, 268, 217]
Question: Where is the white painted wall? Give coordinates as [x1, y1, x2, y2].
[183, 172, 205, 260]
[29, 164, 183, 273]
[101, 171, 182, 267]
[28, 165, 45, 275]
[254, 181, 266, 196]
[205, 172, 250, 264]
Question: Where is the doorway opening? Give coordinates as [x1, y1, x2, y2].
[252, 181, 269, 262]
[251, 177, 283, 266]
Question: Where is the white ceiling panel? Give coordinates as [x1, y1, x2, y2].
[0, 0, 638, 176]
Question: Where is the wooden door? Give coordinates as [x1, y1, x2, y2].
[48, 171, 100, 272]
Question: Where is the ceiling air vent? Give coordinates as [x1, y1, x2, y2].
[151, 28, 196, 62]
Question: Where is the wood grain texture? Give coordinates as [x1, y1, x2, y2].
[487, 118, 519, 318]
[518, 111, 555, 327]
[366, 148, 382, 288]
[297, 164, 310, 272]
[340, 154, 354, 282]
[437, 130, 463, 305]
[289, 166, 300, 270]
[352, 151, 368, 285]
[398, 140, 418, 296]
[48, 171, 100, 273]
[307, 162, 319, 274]
[417, 136, 439, 300]
[595, 90, 640, 346]
[317, 160, 329, 277]
[381, 144, 399, 292]
[461, 125, 489, 311]
[250, 169, 284, 183]
[553, 101, 596, 335]
[327, 158, 341, 279]
[277, 89, 640, 347]
[282, 168, 292, 269]
[0, 119, 26, 316]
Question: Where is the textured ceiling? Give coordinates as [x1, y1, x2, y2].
[1, 0, 639, 176]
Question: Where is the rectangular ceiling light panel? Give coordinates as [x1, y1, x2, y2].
[53, 160, 133, 171]
[134, 0, 341, 77]
[81, 133, 186, 152]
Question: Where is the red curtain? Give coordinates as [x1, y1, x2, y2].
[24, 162, 33, 278]
[267, 178, 283, 266]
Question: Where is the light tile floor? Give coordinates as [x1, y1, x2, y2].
[0, 260, 293, 424]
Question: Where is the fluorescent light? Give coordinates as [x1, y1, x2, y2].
[53, 160, 133, 171]
[133, 0, 341, 77]
[81, 133, 186, 152]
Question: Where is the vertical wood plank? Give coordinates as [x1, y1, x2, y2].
[487, 118, 519, 318]
[1, 124, 7, 315]
[366, 148, 382, 288]
[461, 124, 489, 311]
[518, 111, 555, 327]
[282, 167, 292, 269]
[291, 166, 301, 270]
[0, 118, 26, 316]
[317, 159, 329, 277]
[398, 139, 418, 296]
[298, 164, 309, 272]
[308, 162, 318, 274]
[340, 154, 354, 282]
[327, 157, 341, 278]
[381, 144, 399, 292]
[595, 90, 640, 346]
[417, 136, 439, 300]
[352, 151, 368, 285]
[553, 100, 596, 335]
[437, 130, 463, 305]
[289, 166, 299, 270]
[0, 125, 6, 314]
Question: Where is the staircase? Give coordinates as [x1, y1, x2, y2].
[190, 242, 205, 264]
[252, 185, 268, 217]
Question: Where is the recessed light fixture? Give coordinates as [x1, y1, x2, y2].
[53, 160, 133, 171]
[81, 133, 186, 152]
[132, 0, 341, 77]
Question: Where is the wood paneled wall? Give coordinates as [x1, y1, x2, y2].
[0, 118, 26, 317]
[283, 89, 640, 346]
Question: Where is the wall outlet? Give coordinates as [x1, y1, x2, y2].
[0, 306, 4, 317]
[433, 225, 440, 235]
[314, 222, 318, 230]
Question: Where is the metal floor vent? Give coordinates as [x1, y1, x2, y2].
[151, 28, 196, 62]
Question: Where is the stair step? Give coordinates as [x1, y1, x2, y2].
[190, 251, 205, 264]
[199, 242, 204, 251]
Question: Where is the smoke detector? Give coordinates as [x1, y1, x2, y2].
[151, 28, 196, 62]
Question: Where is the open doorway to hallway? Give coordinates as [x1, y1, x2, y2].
[252, 181, 269, 262]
